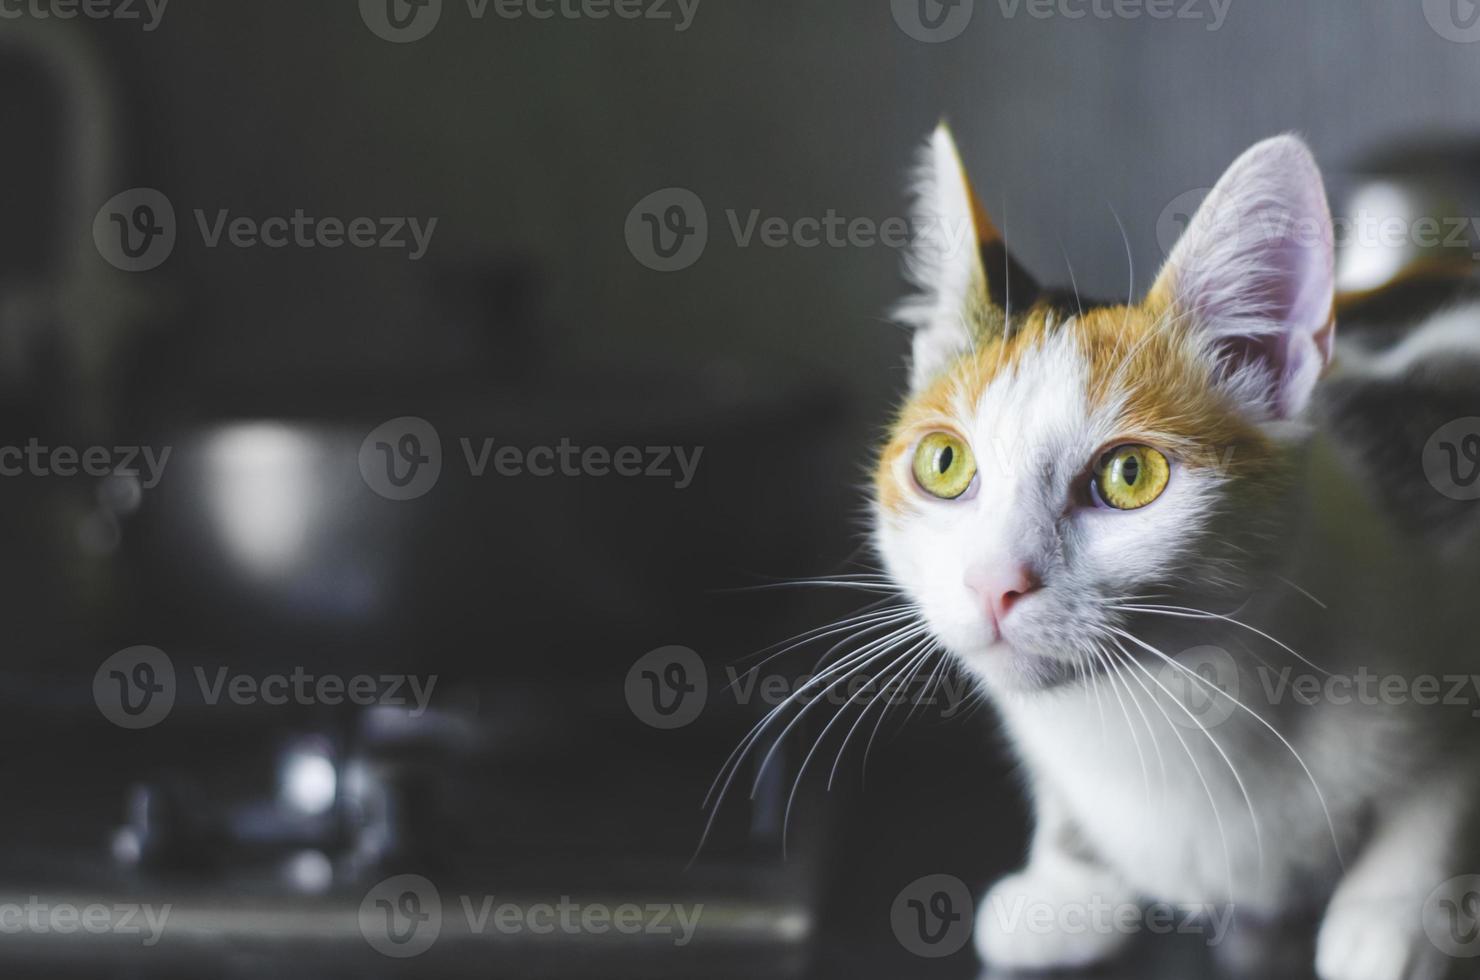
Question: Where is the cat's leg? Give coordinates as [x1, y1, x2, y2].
[1316, 761, 1479, 980]
[975, 782, 1137, 969]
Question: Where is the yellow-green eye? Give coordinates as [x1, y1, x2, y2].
[1092, 444, 1170, 510]
[912, 431, 976, 500]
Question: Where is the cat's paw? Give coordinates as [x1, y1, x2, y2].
[974, 870, 1134, 971]
[1315, 900, 1444, 980]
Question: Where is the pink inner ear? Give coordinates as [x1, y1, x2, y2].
[1166, 135, 1336, 419]
[1226, 230, 1334, 416]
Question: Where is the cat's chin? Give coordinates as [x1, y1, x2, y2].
[954, 641, 1082, 695]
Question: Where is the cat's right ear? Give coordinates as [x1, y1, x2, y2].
[896, 123, 1037, 392]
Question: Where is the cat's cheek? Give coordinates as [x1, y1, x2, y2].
[874, 516, 994, 658]
[1070, 467, 1218, 586]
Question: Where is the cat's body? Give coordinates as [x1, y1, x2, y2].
[872, 127, 1480, 980]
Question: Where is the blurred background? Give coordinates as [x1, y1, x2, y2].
[1, 1, 1479, 977]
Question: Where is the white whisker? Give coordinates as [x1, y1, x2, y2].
[1115, 603, 1331, 676]
[1087, 642, 1152, 805]
[781, 637, 935, 853]
[828, 640, 936, 791]
[1111, 625, 1343, 869]
[1103, 636, 1239, 900]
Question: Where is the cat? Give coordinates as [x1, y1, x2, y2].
[874, 125, 1480, 980]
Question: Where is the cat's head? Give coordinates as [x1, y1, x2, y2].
[874, 127, 1335, 694]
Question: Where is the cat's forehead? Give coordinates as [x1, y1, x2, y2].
[896, 301, 1161, 431]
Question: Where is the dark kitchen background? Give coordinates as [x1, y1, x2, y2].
[1, 1, 1479, 977]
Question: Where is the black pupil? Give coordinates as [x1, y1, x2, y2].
[1121, 454, 1140, 486]
[937, 446, 954, 474]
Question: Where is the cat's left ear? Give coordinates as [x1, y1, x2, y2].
[897, 123, 1038, 392]
[1149, 135, 1336, 419]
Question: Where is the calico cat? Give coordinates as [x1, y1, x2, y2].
[874, 126, 1480, 980]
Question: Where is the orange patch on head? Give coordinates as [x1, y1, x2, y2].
[1074, 302, 1277, 478]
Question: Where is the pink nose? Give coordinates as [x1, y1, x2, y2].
[964, 564, 1043, 629]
